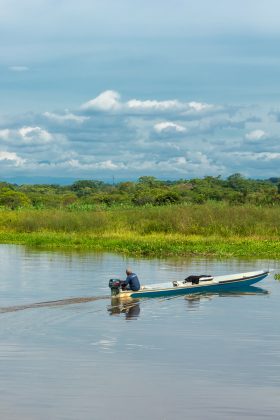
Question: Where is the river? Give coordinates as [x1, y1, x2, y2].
[0, 244, 279, 419]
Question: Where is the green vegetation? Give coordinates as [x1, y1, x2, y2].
[0, 173, 279, 209]
[0, 201, 279, 257]
[0, 174, 279, 257]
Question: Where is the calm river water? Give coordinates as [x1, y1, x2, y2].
[0, 245, 279, 420]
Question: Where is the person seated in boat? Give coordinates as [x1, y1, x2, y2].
[122, 268, 140, 291]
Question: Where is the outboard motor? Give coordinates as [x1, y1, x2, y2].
[109, 278, 122, 296]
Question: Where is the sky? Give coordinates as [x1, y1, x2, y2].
[1, 0, 280, 183]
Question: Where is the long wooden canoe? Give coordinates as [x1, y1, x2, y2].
[111, 270, 270, 299]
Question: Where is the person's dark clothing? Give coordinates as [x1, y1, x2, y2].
[123, 273, 140, 291]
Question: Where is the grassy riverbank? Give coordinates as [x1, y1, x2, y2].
[0, 204, 279, 257]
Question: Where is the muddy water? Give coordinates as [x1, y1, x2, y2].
[0, 245, 279, 420]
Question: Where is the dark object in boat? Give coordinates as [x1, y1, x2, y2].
[184, 275, 213, 285]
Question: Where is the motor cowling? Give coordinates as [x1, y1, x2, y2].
[109, 278, 122, 296]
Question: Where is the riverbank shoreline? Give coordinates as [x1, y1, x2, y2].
[0, 231, 279, 258]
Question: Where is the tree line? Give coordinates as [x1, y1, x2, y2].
[0, 174, 279, 209]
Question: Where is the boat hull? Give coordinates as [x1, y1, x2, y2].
[116, 271, 269, 299]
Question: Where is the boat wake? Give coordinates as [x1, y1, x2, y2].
[0, 295, 110, 314]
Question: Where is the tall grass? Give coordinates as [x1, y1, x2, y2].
[0, 203, 279, 238]
[0, 203, 279, 257]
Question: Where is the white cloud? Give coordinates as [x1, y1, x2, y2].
[154, 121, 186, 133]
[9, 66, 29, 72]
[18, 126, 53, 144]
[260, 152, 280, 161]
[96, 159, 122, 170]
[39, 159, 126, 171]
[0, 151, 25, 166]
[80, 91, 217, 117]
[0, 91, 278, 179]
[245, 129, 267, 141]
[127, 98, 214, 113]
[127, 99, 181, 112]
[188, 101, 213, 112]
[81, 90, 121, 111]
[233, 151, 280, 161]
[43, 111, 89, 123]
[115, 153, 222, 175]
[0, 126, 57, 148]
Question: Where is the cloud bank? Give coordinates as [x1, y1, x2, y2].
[0, 90, 279, 181]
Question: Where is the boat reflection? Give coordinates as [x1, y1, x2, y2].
[108, 286, 269, 318]
[184, 285, 269, 309]
[108, 298, 141, 320]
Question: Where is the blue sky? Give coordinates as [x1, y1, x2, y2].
[1, 0, 280, 182]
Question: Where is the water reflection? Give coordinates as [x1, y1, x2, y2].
[107, 286, 269, 319]
[185, 285, 269, 309]
[106, 285, 269, 320]
[108, 298, 141, 320]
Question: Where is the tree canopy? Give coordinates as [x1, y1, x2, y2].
[0, 174, 278, 209]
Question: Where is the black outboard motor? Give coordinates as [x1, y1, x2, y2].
[109, 279, 123, 296]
